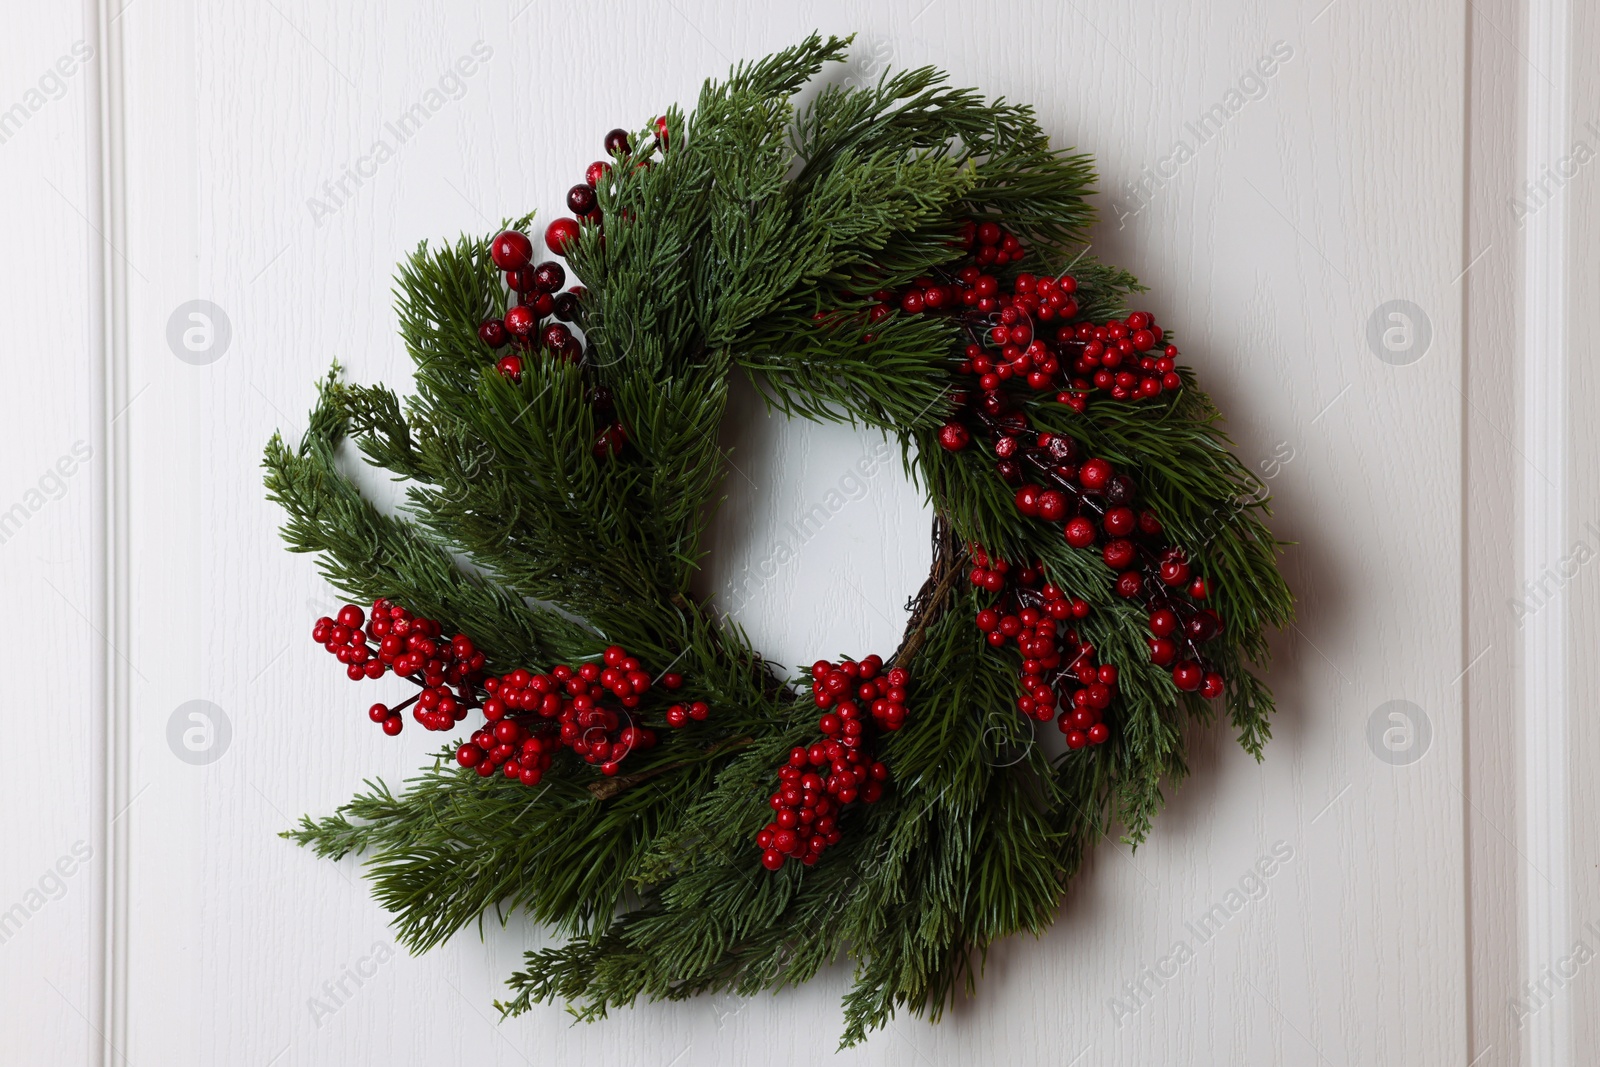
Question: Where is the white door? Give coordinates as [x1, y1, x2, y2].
[3, 1, 1590, 1064]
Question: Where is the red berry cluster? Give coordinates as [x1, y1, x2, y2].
[543, 123, 665, 259]
[756, 655, 902, 871]
[479, 124, 665, 452]
[313, 600, 486, 736]
[314, 600, 704, 783]
[967, 550, 1116, 749]
[942, 411, 1228, 697]
[479, 230, 584, 381]
[1050, 311, 1182, 402]
[457, 645, 686, 784]
[877, 219, 1183, 410]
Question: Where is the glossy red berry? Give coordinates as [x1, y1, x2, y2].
[1171, 661, 1204, 691]
[1201, 672, 1225, 700]
[567, 183, 598, 216]
[504, 305, 536, 337]
[541, 322, 572, 352]
[478, 319, 508, 348]
[528, 263, 563, 295]
[1103, 506, 1136, 537]
[585, 160, 610, 187]
[938, 423, 970, 451]
[604, 128, 631, 155]
[1101, 539, 1136, 571]
[1014, 484, 1041, 517]
[545, 218, 581, 256]
[1065, 517, 1097, 549]
[496, 355, 523, 382]
[1078, 458, 1112, 491]
[490, 230, 533, 270]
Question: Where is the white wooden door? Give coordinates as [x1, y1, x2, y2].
[3, 1, 1592, 1063]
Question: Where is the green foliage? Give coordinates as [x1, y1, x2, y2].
[263, 33, 1292, 1047]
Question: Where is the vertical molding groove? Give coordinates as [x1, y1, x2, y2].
[84, 0, 128, 1063]
[1522, 0, 1570, 1063]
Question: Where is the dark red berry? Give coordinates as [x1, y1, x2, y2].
[532, 261, 566, 293]
[478, 319, 508, 348]
[567, 183, 598, 216]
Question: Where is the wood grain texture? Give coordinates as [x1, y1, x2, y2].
[1463, 1, 1529, 1065]
[1565, 0, 1600, 1058]
[0, 5, 100, 1064]
[99, 1, 1480, 1063]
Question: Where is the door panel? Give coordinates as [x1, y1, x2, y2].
[18, 1, 1575, 1064]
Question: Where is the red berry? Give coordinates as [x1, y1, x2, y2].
[496, 355, 523, 382]
[1103, 507, 1136, 537]
[761, 849, 785, 871]
[1065, 517, 1097, 549]
[1148, 638, 1177, 666]
[1148, 609, 1178, 637]
[1188, 576, 1210, 599]
[1201, 672, 1225, 700]
[478, 319, 508, 348]
[938, 423, 971, 451]
[1172, 661, 1204, 691]
[1159, 555, 1191, 587]
[1036, 490, 1067, 522]
[504, 305, 536, 337]
[1115, 571, 1143, 597]
[585, 160, 610, 187]
[1087, 723, 1110, 745]
[490, 230, 533, 270]
[381, 716, 403, 736]
[1078, 458, 1112, 491]
[567, 184, 598, 216]
[1101, 539, 1136, 571]
[545, 218, 581, 256]
[1014, 484, 1042, 517]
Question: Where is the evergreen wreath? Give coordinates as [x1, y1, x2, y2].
[263, 34, 1292, 1046]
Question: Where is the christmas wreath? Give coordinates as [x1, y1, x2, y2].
[264, 35, 1292, 1046]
